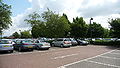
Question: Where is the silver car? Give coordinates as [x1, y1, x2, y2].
[0, 39, 14, 53]
[52, 38, 72, 47]
[34, 40, 51, 50]
[70, 38, 78, 46]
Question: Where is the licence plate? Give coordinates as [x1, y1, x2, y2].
[4, 46, 9, 47]
[28, 46, 33, 48]
[44, 44, 49, 46]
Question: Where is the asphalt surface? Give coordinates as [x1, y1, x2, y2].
[60, 48, 120, 68]
[0, 45, 118, 68]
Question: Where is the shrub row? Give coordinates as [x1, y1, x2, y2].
[92, 40, 120, 47]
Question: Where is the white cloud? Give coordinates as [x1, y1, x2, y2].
[3, 0, 120, 36]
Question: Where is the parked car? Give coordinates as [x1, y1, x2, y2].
[0, 39, 14, 53]
[13, 39, 35, 52]
[76, 39, 89, 45]
[51, 38, 72, 47]
[34, 40, 51, 50]
[69, 38, 78, 46]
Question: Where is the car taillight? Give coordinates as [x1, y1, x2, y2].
[23, 44, 29, 45]
[32, 44, 36, 45]
[64, 41, 70, 44]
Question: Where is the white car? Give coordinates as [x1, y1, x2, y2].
[0, 39, 14, 53]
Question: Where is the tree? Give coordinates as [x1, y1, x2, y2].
[25, 12, 45, 38]
[0, 1, 12, 38]
[42, 9, 70, 38]
[103, 28, 110, 38]
[109, 18, 120, 38]
[63, 13, 71, 24]
[12, 32, 20, 38]
[62, 13, 71, 37]
[20, 30, 31, 38]
[70, 17, 88, 38]
[87, 22, 105, 38]
[31, 22, 46, 38]
[24, 12, 41, 27]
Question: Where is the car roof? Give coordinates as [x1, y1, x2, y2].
[0, 39, 12, 41]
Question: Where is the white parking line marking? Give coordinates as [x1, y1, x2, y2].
[100, 56, 120, 59]
[52, 53, 78, 60]
[87, 60, 120, 68]
[58, 49, 117, 68]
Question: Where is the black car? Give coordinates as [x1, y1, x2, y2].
[13, 39, 35, 52]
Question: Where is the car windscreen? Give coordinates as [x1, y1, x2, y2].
[64, 39, 70, 41]
[22, 40, 33, 43]
[0, 40, 12, 44]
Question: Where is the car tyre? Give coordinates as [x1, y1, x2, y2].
[46, 48, 49, 50]
[18, 47, 22, 52]
[29, 49, 33, 51]
[60, 44, 64, 48]
[10, 50, 13, 53]
[51, 43, 55, 47]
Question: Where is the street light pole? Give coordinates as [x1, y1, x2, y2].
[0, 29, 2, 39]
[19, 30, 21, 39]
[90, 18, 93, 43]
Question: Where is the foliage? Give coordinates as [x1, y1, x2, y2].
[103, 28, 110, 38]
[70, 17, 88, 38]
[42, 9, 70, 38]
[31, 22, 46, 38]
[92, 39, 120, 47]
[12, 32, 20, 38]
[20, 30, 31, 38]
[109, 18, 120, 38]
[0, 1, 12, 36]
[24, 12, 41, 27]
[87, 22, 105, 38]
[25, 9, 111, 38]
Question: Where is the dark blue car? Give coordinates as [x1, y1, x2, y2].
[13, 39, 35, 52]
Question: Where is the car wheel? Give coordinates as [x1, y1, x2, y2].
[60, 44, 63, 48]
[46, 48, 49, 50]
[18, 47, 22, 52]
[29, 49, 33, 51]
[36, 46, 40, 50]
[51, 43, 55, 47]
[10, 50, 13, 53]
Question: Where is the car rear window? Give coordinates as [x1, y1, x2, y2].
[64, 39, 70, 41]
[57, 39, 63, 41]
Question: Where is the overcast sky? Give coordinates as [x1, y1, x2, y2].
[3, 0, 120, 36]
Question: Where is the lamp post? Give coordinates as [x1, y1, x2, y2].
[0, 28, 2, 39]
[90, 18, 93, 42]
[19, 30, 21, 39]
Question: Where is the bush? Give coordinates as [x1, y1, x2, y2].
[92, 40, 120, 47]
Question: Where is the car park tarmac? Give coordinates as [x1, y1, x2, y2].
[0, 45, 119, 68]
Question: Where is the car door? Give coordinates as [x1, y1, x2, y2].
[15, 40, 21, 49]
[54, 40, 58, 46]
[58, 39, 64, 46]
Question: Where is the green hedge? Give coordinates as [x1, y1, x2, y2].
[92, 40, 120, 47]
